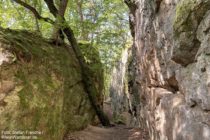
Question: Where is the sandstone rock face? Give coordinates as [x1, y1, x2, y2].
[0, 28, 103, 140]
[109, 49, 129, 123]
[109, 48, 140, 126]
[126, 0, 210, 139]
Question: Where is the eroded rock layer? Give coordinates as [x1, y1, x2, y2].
[126, 0, 210, 139]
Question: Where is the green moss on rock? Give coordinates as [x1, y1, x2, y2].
[78, 42, 104, 105]
[174, 0, 210, 37]
[0, 28, 103, 139]
[172, 0, 210, 65]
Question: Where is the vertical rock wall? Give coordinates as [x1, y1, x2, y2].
[109, 48, 129, 119]
[126, 0, 210, 139]
[108, 48, 131, 125]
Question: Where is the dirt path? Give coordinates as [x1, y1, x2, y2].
[65, 125, 149, 140]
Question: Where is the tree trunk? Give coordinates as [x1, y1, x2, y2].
[46, 0, 111, 126]
[35, 18, 41, 33]
[76, 0, 87, 40]
[51, 0, 68, 42]
[63, 27, 110, 126]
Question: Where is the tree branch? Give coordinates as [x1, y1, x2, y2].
[58, 0, 68, 17]
[13, 0, 54, 24]
[44, 0, 58, 17]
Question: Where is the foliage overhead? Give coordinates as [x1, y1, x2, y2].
[0, 0, 130, 70]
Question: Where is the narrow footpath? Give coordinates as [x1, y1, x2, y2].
[65, 125, 148, 140]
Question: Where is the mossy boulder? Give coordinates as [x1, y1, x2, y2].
[0, 28, 103, 140]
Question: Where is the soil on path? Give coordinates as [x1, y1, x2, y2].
[65, 125, 149, 140]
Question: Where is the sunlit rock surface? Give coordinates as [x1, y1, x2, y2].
[126, 0, 210, 139]
[109, 49, 129, 123]
[109, 48, 140, 126]
[0, 28, 103, 140]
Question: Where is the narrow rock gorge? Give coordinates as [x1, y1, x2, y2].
[108, 48, 141, 127]
[109, 48, 130, 124]
[1, 0, 210, 139]
[126, 0, 210, 139]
